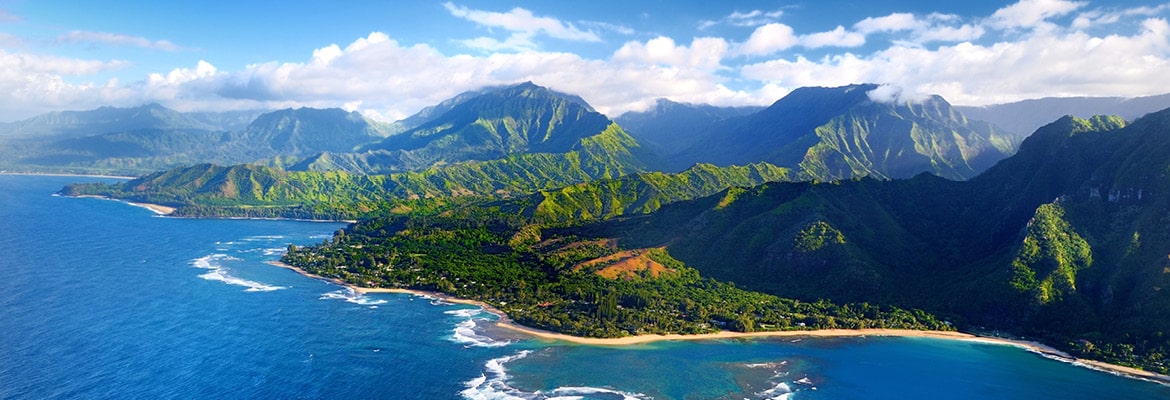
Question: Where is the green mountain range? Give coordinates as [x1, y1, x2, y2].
[271, 108, 1170, 373]
[638, 84, 1019, 180]
[578, 111, 1170, 371]
[59, 85, 656, 219]
[295, 82, 618, 173]
[54, 81, 1170, 373]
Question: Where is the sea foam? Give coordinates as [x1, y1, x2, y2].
[745, 361, 803, 400]
[446, 309, 509, 348]
[461, 351, 649, 400]
[191, 254, 286, 292]
[319, 288, 387, 306]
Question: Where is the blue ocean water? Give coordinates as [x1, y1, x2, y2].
[2, 174, 1168, 400]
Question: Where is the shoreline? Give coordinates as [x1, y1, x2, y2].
[67, 194, 355, 223]
[69, 194, 177, 215]
[267, 260, 1170, 386]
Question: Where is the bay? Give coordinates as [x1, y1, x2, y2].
[1, 174, 1167, 399]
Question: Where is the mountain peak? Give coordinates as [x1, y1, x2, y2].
[357, 81, 618, 171]
[484, 81, 595, 111]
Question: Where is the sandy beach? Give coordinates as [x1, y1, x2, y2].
[266, 260, 1170, 386]
[129, 201, 176, 215]
[69, 194, 175, 215]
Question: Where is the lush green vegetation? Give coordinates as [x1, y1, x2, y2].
[281, 209, 952, 338]
[60, 121, 644, 215]
[47, 82, 1170, 375]
[513, 162, 794, 224]
[577, 112, 1170, 373]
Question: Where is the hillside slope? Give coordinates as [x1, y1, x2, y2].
[658, 84, 1017, 180]
[585, 111, 1170, 371]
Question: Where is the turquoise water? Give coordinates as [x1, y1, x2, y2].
[2, 174, 1168, 399]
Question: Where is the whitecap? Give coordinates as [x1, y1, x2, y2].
[445, 308, 484, 318]
[446, 309, 509, 348]
[745, 360, 804, 400]
[460, 351, 650, 400]
[191, 254, 285, 292]
[548, 387, 645, 399]
[241, 235, 287, 242]
[757, 382, 794, 400]
[319, 288, 388, 306]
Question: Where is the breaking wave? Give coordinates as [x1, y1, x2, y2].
[191, 254, 285, 292]
[460, 351, 649, 400]
[446, 308, 509, 348]
[319, 288, 387, 307]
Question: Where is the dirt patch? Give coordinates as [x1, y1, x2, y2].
[574, 247, 671, 280]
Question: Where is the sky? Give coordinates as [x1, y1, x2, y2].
[0, 0, 1168, 122]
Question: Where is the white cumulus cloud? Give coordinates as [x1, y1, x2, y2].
[735, 23, 799, 56]
[987, 0, 1087, 30]
[1, 0, 1169, 123]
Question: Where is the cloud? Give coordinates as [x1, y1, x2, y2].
[1072, 3, 1170, 29]
[735, 23, 868, 56]
[72, 32, 751, 121]
[444, 2, 601, 51]
[2, 1, 1170, 123]
[987, 0, 1087, 30]
[741, 15, 1170, 106]
[57, 31, 183, 51]
[735, 23, 798, 56]
[0, 50, 138, 119]
[855, 13, 984, 44]
[614, 36, 728, 70]
[700, 8, 785, 29]
[866, 84, 931, 104]
[580, 20, 636, 36]
[855, 13, 922, 34]
[800, 26, 867, 48]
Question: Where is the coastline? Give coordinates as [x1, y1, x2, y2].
[69, 194, 177, 215]
[68, 194, 356, 223]
[267, 260, 1170, 386]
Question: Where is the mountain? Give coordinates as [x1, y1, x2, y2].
[570, 110, 1170, 371]
[657, 84, 1018, 181]
[9, 129, 239, 172]
[956, 92, 1170, 137]
[234, 107, 391, 158]
[62, 83, 654, 218]
[294, 82, 619, 174]
[506, 162, 794, 224]
[0, 103, 260, 139]
[0, 105, 394, 175]
[382, 86, 496, 134]
[614, 99, 763, 155]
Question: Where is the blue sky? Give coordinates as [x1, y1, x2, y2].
[0, 0, 1168, 121]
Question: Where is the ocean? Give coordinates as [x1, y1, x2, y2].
[2, 174, 1168, 399]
